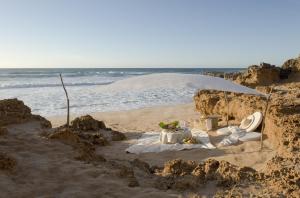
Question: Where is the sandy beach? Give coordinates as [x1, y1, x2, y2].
[0, 102, 276, 197]
[0, 56, 299, 197]
[49, 103, 275, 169]
[1, 1, 300, 196]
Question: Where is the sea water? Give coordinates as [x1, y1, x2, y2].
[0, 68, 243, 116]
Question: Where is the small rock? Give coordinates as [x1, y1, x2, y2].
[71, 115, 106, 131]
[163, 159, 197, 176]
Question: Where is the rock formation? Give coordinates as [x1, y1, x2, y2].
[194, 88, 299, 151]
[0, 98, 51, 128]
[48, 127, 106, 163]
[69, 115, 126, 141]
[194, 90, 266, 120]
[153, 158, 258, 191]
[0, 152, 17, 172]
[282, 55, 300, 72]
[212, 56, 300, 88]
[71, 115, 106, 131]
[234, 63, 281, 87]
[193, 81, 300, 196]
[47, 115, 125, 163]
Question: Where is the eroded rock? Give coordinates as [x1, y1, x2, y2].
[32, 115, 52, 128]
[70, 115, 126, 141]
[282, 55, 300, 72]
[204, 159, 220, 179]
[0, 98, 52, 128]
[193, 83, 299, 197]
[0, 99, 31, 126]
[234, 63, 281, 87]
[78, 133, 109, 146]
[48, 128, 106, 163]
[154, 158, 259, 191]
[0, 152, 16, 172]
[162, 159, 197, 176]
[71, 115, 106, 131]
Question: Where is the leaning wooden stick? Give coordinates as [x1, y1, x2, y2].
[224, 91, 229, 126]
[223, 73, 229, 126]
[260, 88, 273, 150]
[60, 74, 70, 127]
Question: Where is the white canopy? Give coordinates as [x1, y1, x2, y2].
[100, 73, 267, 97]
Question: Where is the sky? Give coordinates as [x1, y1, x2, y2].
[0, 0, 300, 68]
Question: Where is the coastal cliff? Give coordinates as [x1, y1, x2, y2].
[193, 55, 300, 196]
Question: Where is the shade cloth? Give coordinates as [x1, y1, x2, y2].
[101, 73, 267, 97]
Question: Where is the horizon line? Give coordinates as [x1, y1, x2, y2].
[0, 66, 247, 69]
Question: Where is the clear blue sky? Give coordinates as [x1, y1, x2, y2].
[0, 0, 299, 68]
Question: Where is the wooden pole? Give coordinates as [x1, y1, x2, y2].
[223, 72, 229, 126]
[224, 91, 229, 126]
[260, 88, 273, 150]
[59, 74, 70, 127]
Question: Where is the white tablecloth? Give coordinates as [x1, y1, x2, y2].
[126, 129, 215, 154]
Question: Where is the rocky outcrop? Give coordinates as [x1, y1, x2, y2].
[0, 98, 51, 128]
[0, 152, 17, 172]
[194, 89, 299, 151]
[71, 115, 106, 131]
[47, 115, 125, 163]
[154, 159, 258, 190]
[48, 127, 106, 163]
[0, 99, 31, 126]
[69, 115, 126, 141]
[194, 90, 266, 120]
[162, 159, 197, 176]
[225, 56, 300, 87]
[234, 63, 281, 87]
[282, 55, 300, 72]
[193, 86, 300, 197]
[263, 156, 300, 196]
[151, 157, 299, 196]
[209, 61, 299, 196]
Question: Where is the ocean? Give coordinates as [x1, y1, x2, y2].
[0, 68, 244, 116]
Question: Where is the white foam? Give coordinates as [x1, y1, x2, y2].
[0, 75, 196, 116]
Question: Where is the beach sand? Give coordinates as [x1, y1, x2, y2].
[0, 103, 275, 197]
[1, 57, 299, 197]
[50, 103, 275, 169]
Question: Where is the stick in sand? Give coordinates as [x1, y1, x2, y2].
[223, 72, 229, 126]
[224, 91, 229, 126]
[59, 74, 70, 127]
[260, 87, 273, 150]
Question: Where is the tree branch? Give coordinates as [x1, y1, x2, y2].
[59, 74, 70, 127]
